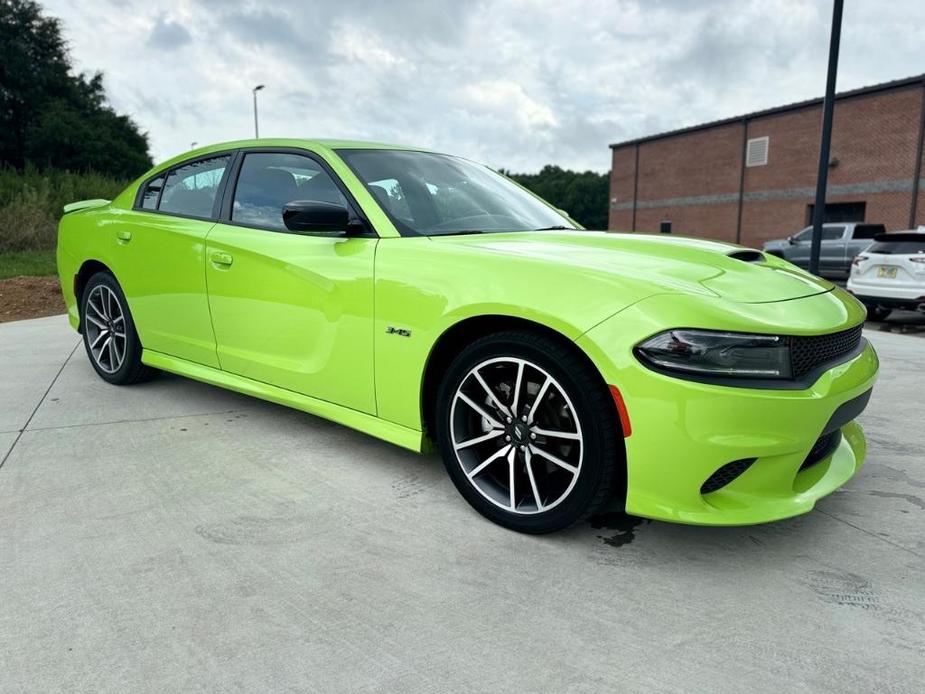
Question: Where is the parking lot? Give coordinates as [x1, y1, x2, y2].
[1, 315, 923, 693]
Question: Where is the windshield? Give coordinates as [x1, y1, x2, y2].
[337, 149, 577, 236]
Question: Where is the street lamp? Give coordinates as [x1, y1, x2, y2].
[252, 84, 265, 138]
[190, 141, 198, 150]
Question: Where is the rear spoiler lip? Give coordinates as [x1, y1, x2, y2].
[63, 199, 111, 214]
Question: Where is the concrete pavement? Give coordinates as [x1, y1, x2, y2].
[1, 315, 923, 693]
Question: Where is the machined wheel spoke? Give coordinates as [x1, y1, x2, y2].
[532, 426, 581, 441]
[507, 446, 517, 509]
[89, 329, 109, 349]
[530, 445, 579, 475]
[113, 315, 124, 325]
[114, 335, 125, 363]
[89, 298, 107, 321]
[511, 361, 524, 414]
[457, 392, 504, 429]
[467, 445, 511, 479]
[526, 376, 551, 424]
[107, 338, 116, 368]
[85, 313, 107, 330]
[454, 428, 504, 450]
[96, 335, 112, 361]
[524, 448, 544, 511]
[472, 369, 510, 417]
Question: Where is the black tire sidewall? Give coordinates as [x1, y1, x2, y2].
[436, 333, 618, 534]
[81, 272, 144, 385]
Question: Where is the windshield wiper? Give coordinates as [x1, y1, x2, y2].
[533, 225, 572, 231]
[435, 229, 485, 236]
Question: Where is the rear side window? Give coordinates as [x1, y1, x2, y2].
[141, 175, 164, 210]
[821, 226, 846, 241]
[159, 155, 231, 218]
[853, 224, 885, 239]
[868, 239, 925, 254]
[232, 152, 347, 231]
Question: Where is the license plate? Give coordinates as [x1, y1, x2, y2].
[877, 266, 898, 279]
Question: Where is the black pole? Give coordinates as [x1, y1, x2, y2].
[809, 0, 844, 276]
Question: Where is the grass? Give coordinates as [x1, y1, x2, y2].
[0, 166, 128, 252]
[0, 249, 58, 279]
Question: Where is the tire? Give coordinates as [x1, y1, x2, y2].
[80, 271, 155, 385]
[435, 330, 624, 534]
[867, 306, 892, 321]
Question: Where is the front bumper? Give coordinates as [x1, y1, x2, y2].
[578, 290, 879, 525]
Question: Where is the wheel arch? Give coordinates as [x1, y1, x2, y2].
[74, 259, 116, 332]
[420, 314, 621, 442]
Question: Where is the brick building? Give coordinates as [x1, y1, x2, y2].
[608, 74, 925, 248]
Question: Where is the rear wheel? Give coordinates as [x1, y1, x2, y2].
[436, 331, 623, 534]
[80, 272, 155, 385]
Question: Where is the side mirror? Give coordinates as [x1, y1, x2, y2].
[788, 235, 796, 244]
[283, 200, 349, 235]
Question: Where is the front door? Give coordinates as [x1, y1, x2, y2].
[204, 150, 377, 414]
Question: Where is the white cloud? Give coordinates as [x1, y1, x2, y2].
[42, 0, 925, 172]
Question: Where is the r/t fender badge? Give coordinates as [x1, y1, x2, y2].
[386, 326, 412, 337]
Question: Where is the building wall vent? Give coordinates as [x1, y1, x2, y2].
[746, 136, 769, 167]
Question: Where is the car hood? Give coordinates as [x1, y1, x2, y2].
[431, 231, 833, 303]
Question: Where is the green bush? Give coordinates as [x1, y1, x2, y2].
[0, 167, 128, 251]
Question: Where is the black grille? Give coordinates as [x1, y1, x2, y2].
[799, 430, 843, 472]
[789, 324, 864, 380]
[700, 458, 756, 495]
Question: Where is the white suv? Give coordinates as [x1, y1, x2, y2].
[847, 229, 925, 320]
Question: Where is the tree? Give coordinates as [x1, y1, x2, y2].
[503, 165, 609, 230]
[0, 0, 151, 177]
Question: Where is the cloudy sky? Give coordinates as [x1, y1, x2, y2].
[45, 0, 925, 172]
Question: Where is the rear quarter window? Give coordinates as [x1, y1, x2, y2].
[868, 239, 925, 254]
[853, 224, 886, 239]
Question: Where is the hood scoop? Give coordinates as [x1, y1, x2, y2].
[726, 249, 766, 263]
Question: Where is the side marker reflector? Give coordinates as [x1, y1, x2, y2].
[609, 385, 632, 438]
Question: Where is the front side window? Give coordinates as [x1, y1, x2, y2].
[822, 226, 846, 241]
[337, 149, 576, 236]
[159, 155, 230, 218]
[232, 152, 348, 231]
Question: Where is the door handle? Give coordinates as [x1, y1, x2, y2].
[116, 230, 132, 243]
[211, 251, 233, 267]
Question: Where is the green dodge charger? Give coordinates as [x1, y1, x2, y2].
[56, 139, 879, 533]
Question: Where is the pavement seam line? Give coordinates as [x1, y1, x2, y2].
[818, 508, 924, 560]
[0, 340, 80, 472]
[25, 408, 250, 433]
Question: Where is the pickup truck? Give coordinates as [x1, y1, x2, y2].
[763, 222, 886, 278]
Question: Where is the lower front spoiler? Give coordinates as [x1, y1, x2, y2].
[627, 420, 866, 526]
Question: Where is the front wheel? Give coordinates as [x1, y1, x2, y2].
[436, 331, 624, 534]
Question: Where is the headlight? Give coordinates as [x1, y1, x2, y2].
[635, 329, 792, 379]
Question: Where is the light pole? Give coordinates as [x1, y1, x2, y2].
[809, 0, 843, 277]
[252, 84, 265, 138]
[190, 141, 197, 150]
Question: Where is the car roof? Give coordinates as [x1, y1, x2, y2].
[873, 230, 925, 242]
[150, 138, 435, 175]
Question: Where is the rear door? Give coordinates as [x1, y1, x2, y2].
[115, 154, 232, 367]
[204, 149, 377, 413]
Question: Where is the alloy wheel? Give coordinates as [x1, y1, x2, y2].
[84, 284, 127, 374]
[449, 357, 584, 514]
